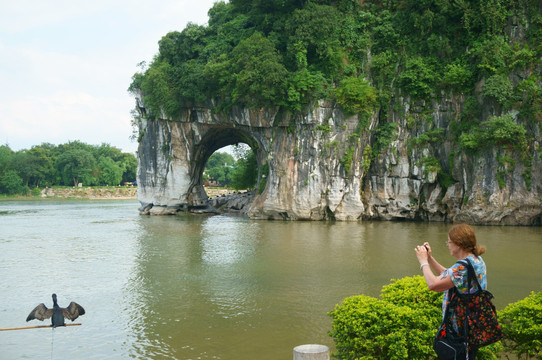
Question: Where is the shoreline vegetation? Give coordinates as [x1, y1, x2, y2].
[0, 186, 237, 201]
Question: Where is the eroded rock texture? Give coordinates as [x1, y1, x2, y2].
[135, 94, 541, 225]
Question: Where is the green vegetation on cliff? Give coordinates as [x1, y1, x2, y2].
[130, 0, 540, 116]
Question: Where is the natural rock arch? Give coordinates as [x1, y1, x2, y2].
[135, 96, 368, 220]
[134, 94, 542, 225]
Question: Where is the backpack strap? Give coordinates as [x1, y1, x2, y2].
[456, 259, 473, 346]
[463, 258, 482, 291]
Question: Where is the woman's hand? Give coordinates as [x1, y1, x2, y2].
[414, 244, 429, 263]
[423, 242, 432, 258]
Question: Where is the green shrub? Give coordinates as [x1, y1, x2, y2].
[417, 156, 442, 175]
[459, 115, 528, 154]
[438, 171, 456, 191]
[329, 294, 438, 359]
[139, 60, 181, 119]
[341, 146, 355, 176]
[397, 57, 437, 99]
[334, 76, 378, 115]
[410, 128, 446, 148]
[229, 33, 289, 108]
[462, 96, 482, 121]
[483, 74, 514, 106]
[381, 276, 442, 311]
[329, 276, 441, 360]
[499, 291, 542, 359]
[362, 145, 371, 174]
[482, 114, 527, 150]
[287, 68, 326, 111]
[315, 124, 332, 134]
[328, 276, 508, 360]
[515, 75, 542, 122]
[373, 122, 398, 158]
[442, 63, 473, 92]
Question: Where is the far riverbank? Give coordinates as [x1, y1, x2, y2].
[0, 186, 238, 201]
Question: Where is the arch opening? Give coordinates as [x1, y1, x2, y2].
[188, 127, 269, 212]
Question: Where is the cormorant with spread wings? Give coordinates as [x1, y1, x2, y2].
[26, 293, 85, 328]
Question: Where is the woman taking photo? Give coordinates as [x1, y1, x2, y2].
[414, 224, 487, 359]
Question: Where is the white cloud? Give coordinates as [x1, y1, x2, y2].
[0, 1, 109, 33]
[0, 91, 135, 151]
[0, 0, 218, 154]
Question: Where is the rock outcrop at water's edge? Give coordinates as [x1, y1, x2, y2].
[134, 92, 541, 225]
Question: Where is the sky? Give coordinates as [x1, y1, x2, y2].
[0, 0, 219, 154]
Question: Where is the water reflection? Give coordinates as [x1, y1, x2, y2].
[201, 216, 259, 265]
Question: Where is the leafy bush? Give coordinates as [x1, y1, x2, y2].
[499, 291, 542, 359]
[287, 67, 326, 112]
[468, 36, 510, 75]
[380, 276, 442, 311]
[285, 3, 344, 76]
[417, 156, 442, 175]
[329, 276, 441, 360]
[442, 63, 474, 92]
[409, 128, 446, 148]
[459, 132, 483, 153]
[397, 57, 437, 99]
[438, 171, 456, 191]
[515, 75, 542, 122]
[340, 146, 355, 176]
[329, 277, 542, 360]
[481, 114, 527, 150]
[483, 74, 514, 106]
[373, 122, 398, 158]
[334, 76, 378, 115]
[139, 60, 181, 119]
[31, 187, 42, 197]
[459, 114, 528, 154]
[329, 295, 437, 359]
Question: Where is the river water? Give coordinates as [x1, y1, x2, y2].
[0, 200, 540, 359]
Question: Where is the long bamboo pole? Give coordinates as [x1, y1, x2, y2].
[0, 323, 82, 331]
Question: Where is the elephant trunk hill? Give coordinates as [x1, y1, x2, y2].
[132, 1, 541, 225]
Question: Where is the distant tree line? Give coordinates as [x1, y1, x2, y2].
[0, 141, 137, 195]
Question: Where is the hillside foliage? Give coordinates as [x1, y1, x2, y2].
[130, 0, 540, 120]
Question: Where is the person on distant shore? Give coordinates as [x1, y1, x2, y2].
[414, 224, 487, 359]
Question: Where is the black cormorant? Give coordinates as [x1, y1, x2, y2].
[26, 293, 85, 328]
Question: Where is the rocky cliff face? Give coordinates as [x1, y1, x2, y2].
[135, 93, 541, 225]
